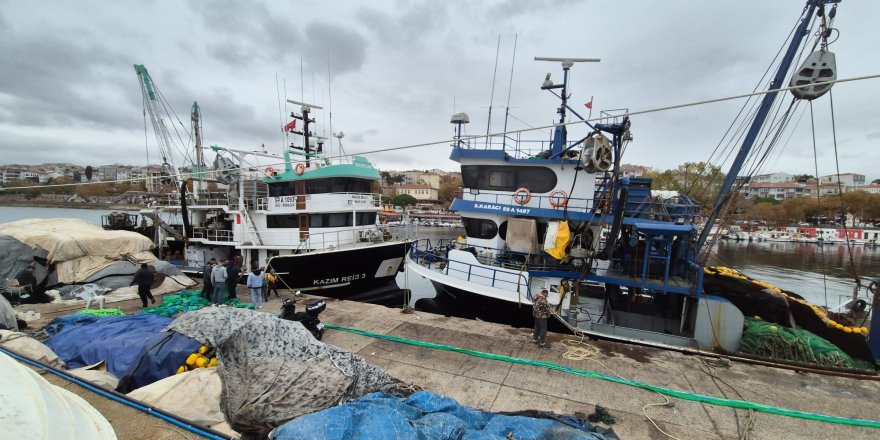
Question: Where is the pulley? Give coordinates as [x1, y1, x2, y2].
[789, 50, 836, 100]
[213, 155, 240, 184]
[582, 133, 613, 173]
[159, 162, 174, 186]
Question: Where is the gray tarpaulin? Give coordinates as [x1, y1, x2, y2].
[165, 307, 415, 438]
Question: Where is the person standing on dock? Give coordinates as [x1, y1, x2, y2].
[130, 263, 155, 308]
[200, 258, 216, 299]
[265, 269, 280, 300]
[226, 256, 241, 300]
[532, 289, 552, 348]
[247, 263, 264, 309]
[211, 259, 228, 305]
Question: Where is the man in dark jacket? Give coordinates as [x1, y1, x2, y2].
[226, 256, 241, 300]
[130, 263, 156, 308]
[200, 258, 216, 298]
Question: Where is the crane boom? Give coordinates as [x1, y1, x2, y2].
[134, 64, 179, 188]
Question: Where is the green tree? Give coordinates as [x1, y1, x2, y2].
[391, 193, 417, 207]
[438, 173, 462, 209]
[85, 165, 93, 181]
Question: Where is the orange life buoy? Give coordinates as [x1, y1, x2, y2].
[549, 189, 569, 208]
[513, 187, 531, 205]
[265, 166, 276, 176]
[295, 163, 305, 175]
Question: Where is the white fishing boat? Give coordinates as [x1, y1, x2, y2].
[406, 0, 878, 369]
[131, 66, 409, 305]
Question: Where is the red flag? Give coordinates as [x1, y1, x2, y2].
[584, 100, 593, 110]
[283, 120, 296, 132]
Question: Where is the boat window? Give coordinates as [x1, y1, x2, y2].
[498, 221, 508, 240]
[307, 213, 354, 228]
[267, 215, 298, 228]
[462, 217, 498, 239]
[461, 165, 556, 193]
[268, 182, 296, 197]
[357, 212, 377, 225]
[307, 178, 373, 194]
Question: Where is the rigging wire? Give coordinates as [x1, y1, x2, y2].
[7, 73, 880, 192]
[828, 90, 861, 289]
[809, 101, 831, 307]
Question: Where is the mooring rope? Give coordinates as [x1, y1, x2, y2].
[324, 323, 880, 429]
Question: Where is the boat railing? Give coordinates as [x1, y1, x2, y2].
[255, 193, 382, 211]
[460, 191, 596, 211]
[454, 134, 582, 161]
[299, 224, 397, 249]
[409, 238, 533, 297]
[191, 227, 235, 242]
[155, 193, 231, 207]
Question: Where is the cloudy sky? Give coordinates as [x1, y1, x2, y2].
[1, 0, 878, 180]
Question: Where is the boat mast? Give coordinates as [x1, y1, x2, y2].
[191, 101, 203, 199]
[535, 57, 600, 156]
[695, 0, 841, 255]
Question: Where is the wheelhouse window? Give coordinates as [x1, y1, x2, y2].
[268, 182, 295, 197]
[462, 217, 498, 239]
[461, 165, 556, 193]
[307, 177, 373, 194]
[357, 212, 377, 225]
[269, 212, 374, 228]
[269, 178, 373, 196]
[267, 215, 298, 228]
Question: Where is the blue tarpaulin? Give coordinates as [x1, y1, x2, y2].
[44, 314, 174, 377]
[116, 331, 202, 393]
[272, 391, 615, 440]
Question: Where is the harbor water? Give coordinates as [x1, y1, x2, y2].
[1, 205, 876, 309]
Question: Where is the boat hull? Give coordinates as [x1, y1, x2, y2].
[269, 241, 409, 306]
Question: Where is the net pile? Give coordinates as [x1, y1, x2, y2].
[740, 317, 873, 370]
[140, 290, 254, 317]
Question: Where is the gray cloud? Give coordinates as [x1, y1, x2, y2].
[867, 131, 880, 140]
[302, 22, 368, 76]
[0, 24, 137, 131]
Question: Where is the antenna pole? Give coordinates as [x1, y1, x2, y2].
[485, 34, 501, 148]
[327, 53, 334, 157]
[276, 73, 285, 152]
[502, 34, 518, 149]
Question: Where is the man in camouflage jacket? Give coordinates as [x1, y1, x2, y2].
[532, 289, 552, 348]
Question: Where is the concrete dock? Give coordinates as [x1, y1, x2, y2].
[15, 287, 880, 439]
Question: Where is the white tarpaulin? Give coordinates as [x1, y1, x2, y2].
[0, 218, 155, 263]
[127, 367, 225, 426]
[0, 218, 157, 284]
[0, 351, 117, 439]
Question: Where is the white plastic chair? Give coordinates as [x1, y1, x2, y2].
[77, 289, 106, 310]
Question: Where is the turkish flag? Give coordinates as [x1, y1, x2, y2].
[584, 100, 593, 109]
[283, 120, 296, 132]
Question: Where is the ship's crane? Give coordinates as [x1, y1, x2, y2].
[134, 64, 182, 189]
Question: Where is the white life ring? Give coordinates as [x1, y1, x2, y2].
[295, 163, 305, 175]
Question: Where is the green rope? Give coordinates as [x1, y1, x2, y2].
[324, 323, 880, 429]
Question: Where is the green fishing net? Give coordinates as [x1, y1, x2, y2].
[740, 317, 873, 370]
[140, 289, 254, 317]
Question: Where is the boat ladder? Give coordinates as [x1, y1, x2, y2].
[241, 210, 263, 246]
